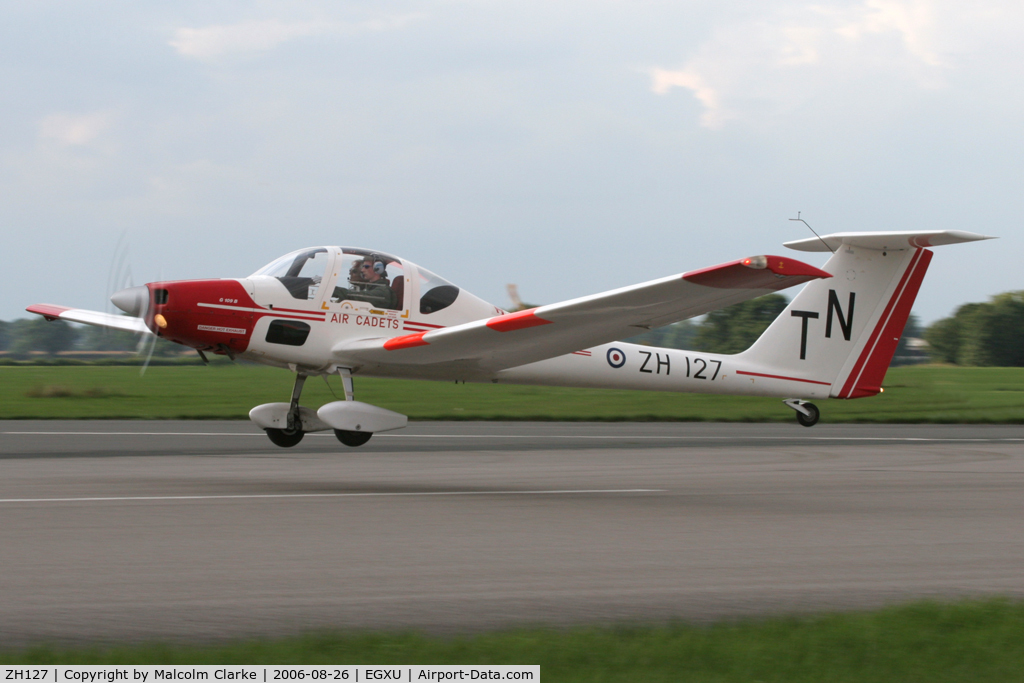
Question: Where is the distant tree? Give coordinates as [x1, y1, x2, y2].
[626, 320, 698, 350]
[901, 313, 922, 340]
[9, 318, 79, 356]
[925, 292, 1024, 366]
[693, 294, 789, 354]
[958, 292, 1024, 366]
[923, 316, 960, 363]
[0, 320, 9, 351]
[77, 323, 184, 357]
[77, 325, 142, 352]
[891, 313, 926, 366]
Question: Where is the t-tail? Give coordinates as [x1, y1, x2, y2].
[737, 230, 993, 401]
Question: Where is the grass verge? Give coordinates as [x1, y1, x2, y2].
[3, 599, 1023, 681]
[1, 365, 1022, 422]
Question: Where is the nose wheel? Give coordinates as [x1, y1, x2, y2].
[264, 374, 308, 448]
[784, 398, 820, 427]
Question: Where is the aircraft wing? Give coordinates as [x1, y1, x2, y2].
[333, 255, 831, 374]
[26, 304, 153, 335]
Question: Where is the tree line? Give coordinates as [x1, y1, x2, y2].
[0, 318, 182, 358]
[924, 291, 1024, 366]
[629, 291, 1022, 368]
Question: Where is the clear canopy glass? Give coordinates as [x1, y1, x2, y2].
[250, 248, 329, 300]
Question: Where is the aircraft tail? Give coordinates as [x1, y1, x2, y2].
[737, 231, 992, 399]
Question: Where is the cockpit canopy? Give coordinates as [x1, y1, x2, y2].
[249, 247, 461, 315]
[250, 248, 330, 300]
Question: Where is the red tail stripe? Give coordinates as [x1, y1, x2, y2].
[839, 249, 927, 398]
[847, 249, 932, 398]
[839, 250, 921, 397]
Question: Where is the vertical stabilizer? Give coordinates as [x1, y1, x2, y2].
[738, 230, 991, 399]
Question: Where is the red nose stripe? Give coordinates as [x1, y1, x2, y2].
[486, 308, 553, 332]
[383, 331, 430, 350]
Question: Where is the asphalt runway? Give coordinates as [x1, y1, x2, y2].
[2, 420, 1023, 645]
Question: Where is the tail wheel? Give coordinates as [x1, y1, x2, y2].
[796, 402, 820, 427]
[266, 428, 304, 447]
[335, 429, 372, 447]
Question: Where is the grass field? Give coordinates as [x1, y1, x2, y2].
[1, 364, 1022, 422]
[3, 599, 1022, 681]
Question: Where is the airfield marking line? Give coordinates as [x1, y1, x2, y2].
[4, 432, 267, 436]
[4, 431, 1023, 444]
[0, 489, 665, 505]
[376, 435, 1024, 443]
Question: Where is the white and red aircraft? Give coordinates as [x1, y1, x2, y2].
[28, 229, 990, 447]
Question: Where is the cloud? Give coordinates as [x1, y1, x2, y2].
[170, 15, 423, 60]
[38, 112, 112, 147]
[650, 67, 731, 129]
[838, 0, 942, 67]
[648, 0, 952, 129]
[778, 25, 821, 66]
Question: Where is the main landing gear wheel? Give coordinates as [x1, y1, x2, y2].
[266, 428, 304, 447]
[335, 429, 372, 447]
[796, 402, 820, 427]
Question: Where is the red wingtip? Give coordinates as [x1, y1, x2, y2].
[684, 256, 831, 290]
[383, 331, 430, 350]
[486, 308, 553, 332]
[26, 304, 72, 321]
[762, 255, 832, 279]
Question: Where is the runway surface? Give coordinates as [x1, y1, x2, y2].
[2, 420, 1023, 645]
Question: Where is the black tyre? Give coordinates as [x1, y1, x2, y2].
[266, 427, 304, 447]
[796, 402, 820, 427]
[335, 429, 372, 447]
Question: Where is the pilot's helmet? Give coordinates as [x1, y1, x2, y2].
[367, 254, 388, 276]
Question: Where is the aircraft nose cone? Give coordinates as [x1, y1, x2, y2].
[110, 286, 149, 318]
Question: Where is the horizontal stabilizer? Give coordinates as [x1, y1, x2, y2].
[785, 230, 994, 253]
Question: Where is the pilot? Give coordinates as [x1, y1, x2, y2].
[332, 256, 399, 310]
[348, 259, 368, 283]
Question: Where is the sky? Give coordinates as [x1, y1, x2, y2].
[2, 0, 1020, 325]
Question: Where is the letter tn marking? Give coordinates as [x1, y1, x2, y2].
[791, 310, 820, 360]
[826, 290, 855, 341]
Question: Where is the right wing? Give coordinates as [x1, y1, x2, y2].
[333, 255, 831, 374]
[26, 304, 152, 335]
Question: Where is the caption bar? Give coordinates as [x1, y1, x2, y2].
[2, 667, 538, 683]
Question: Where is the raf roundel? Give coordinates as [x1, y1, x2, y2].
[607, 347, 626, 369]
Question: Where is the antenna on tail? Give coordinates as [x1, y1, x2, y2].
[789, 212, 834, 254]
